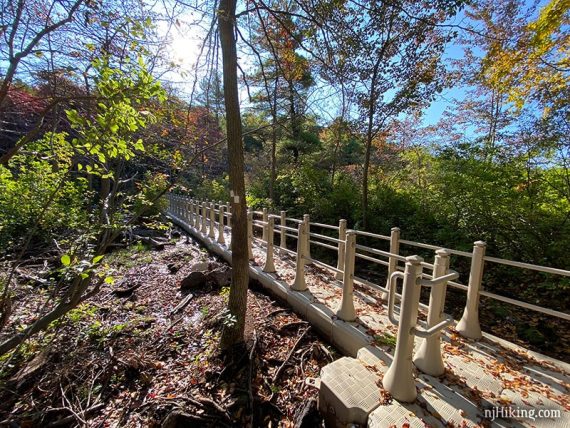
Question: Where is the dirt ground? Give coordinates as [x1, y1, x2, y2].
[0, 232, 338, 427]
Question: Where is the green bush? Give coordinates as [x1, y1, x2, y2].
[0, 136, 89, 251]
[132, 171, 170, 218]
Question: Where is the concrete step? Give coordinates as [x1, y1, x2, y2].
[319, 346, 570, 428]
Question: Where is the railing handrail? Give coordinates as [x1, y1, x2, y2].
[274, 224, 298, 233]
[483, 255, 570, 277]
[286, 218, 303, 224]
[400, 237, 570, 277]
[355, 243, 407, 262]
[354, 230, 391, 241]
[309, 232, 342, 244]
[310, 221, 339, 230]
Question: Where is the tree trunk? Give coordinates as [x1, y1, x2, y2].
[362, 59, 381, 229]
[288, 79, 301, 163]
[269, 118, 277, 202]
[218, 0, 249, 350]
[362, 93, 375, 230]
[331, 125, 341, 188]
[269, 78, 279, 203]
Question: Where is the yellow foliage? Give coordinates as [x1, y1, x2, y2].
[481, 0, 569, 110]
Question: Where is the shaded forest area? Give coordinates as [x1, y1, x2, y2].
[1, 235, 332, 426]
[0, 0, 569, 424]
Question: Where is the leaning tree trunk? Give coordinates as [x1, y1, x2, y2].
[362, 58, 381, 230]
[218, 0, 249, 350]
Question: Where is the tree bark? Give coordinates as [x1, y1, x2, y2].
[269, 78, 278, 203]
[218, 0, 249, 350]
[362, 60, 381, 230]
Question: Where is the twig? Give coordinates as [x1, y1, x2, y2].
[272, 327, 310, 384]
[194, 395, 232, 421]
[15, 269, 49, 285]
[277, 320, 308, 334]
[319, 343, 334, 362]
[169, 293, 194, 317]
[248, 329, 258, 410]
[266, 308, 289, 318]
[112, 282, 142, 297]
[167, 316, 185, 331]
[56, 383, 86, 426]
[45, 403, 105, 427]
[299, 345, 314, 375]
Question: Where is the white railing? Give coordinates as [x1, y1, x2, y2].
[166, 194, 570, 402]
[168, 195, 570, 326]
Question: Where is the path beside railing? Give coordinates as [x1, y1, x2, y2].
[167, 195, 570, 428]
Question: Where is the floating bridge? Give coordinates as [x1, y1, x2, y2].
[167, 195, 570, 428]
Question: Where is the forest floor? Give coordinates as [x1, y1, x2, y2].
[0, 232, 337, 427]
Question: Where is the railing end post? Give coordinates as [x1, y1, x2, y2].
[263, 217, 276, 273]
[456, 240, 486, 340]
[336, 230, 356, 321]
[335, 219, 347, 281]
[247, 210, 254, 260]
[291, 222, 308, 291]
[413, 248, 452, 377]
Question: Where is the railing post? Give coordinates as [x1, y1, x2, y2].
[227, 203, 232, 246]
[383, 227, 401, 300]
[291, 222, 308, 291]
[247, 210, 254, 260]
[196, 200, 202, 230]
[456, 241, 486, 340]
[208, 202, 216, 238]
[303, 214, 311, 261]
[217, 205, 226, 244]
[226, 201, 231, 229]
[280, 211, 286, 249]
[201, 202, 208, 234]
[336, 230, 356, 321]
[336, 219, 347, 281]
[413, 249, 451, 376]
[383, 256, 423, 402]
[191, 200, 197, 228]
[263, 217, 276, 272]
[262, 208, 268, 241]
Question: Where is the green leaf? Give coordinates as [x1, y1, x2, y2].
[61, 254, 71, 266]
[92, 255, 104, 264]
[104, 276, 115, 284]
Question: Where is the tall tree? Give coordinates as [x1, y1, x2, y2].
[243, 4, 314, 200]
[309, 0, 462, 227]
[218, 0, 249, 349]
